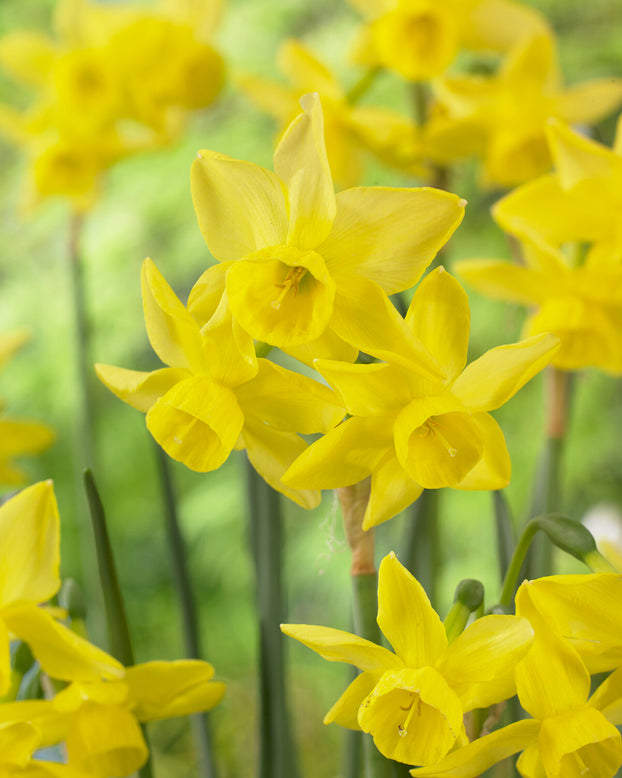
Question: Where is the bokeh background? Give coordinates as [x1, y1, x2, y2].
[1, 0, 622, 775]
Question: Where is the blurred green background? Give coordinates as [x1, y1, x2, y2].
[1, 0, 622, 775]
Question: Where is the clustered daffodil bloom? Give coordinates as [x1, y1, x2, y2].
[283, 266, 558, 527]
[345, 0, 549, 81]
[190, 93, 466, 370]
[411, 578, 622, 777]
[456, 235, 622, 373]
[96, 258, 344, 508]
[283, 552, 534, 765]
[494, 115, 622, 256]
[0, 330, 54, 485]
[0, 660, 225, 777]
[0, 481, 124, 695]
[237, 39, 430, 187]
[0, 479, 225, 777]
[434, 33, 622, 186]
[0, 0, 225, 208]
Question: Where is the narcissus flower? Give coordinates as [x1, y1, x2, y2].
[96, 259, 343, 508]
[0, 481, 123, 696]
[456, 236, 622, 372]
[237, 39, 431, 186]
[345, 0, 549, 81]
[190, 93, 465, 369]
[494, 116, 622, 253]
[0, 720, 93, 777]
[283, 552, 533, 765]
[411, 581, 622, 777]
[0, 661, 225, 777]
[283, 267, 558, 527]
[434, 33, 622, 186]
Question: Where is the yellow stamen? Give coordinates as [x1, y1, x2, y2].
[398, 694, 422, 737]
[418, 418, 457, 458]
[271, 266, 307, 310]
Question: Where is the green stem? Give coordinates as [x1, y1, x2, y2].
[402, 489, 439, 603]
[245, 461, 299, 778]
[82, 470, 154, 778]
[492, 490, 515, 584]
[346, 67, 380, 104]
[498, 521, 539, 609]
[69, 212, 96, 470]
[526, 369, 573, 578]
[153, 444, 218, 778]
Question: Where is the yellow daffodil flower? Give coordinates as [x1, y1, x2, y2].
[0, 720, 94, 778]
[96, 259, 343, 508]
[283, 267, 558, 528]
[345, 0, 548, 81]
[494, 116, 622, 252]
[283, 552, 533, 765]
[520, 573, 622, 674]
[237, 39, 432, 186]
[0, 0, 225, 208]
[456, 236, 622, 372]
[411, 581, 622, 777]
[0, 660, 224, 777]
[0, 417, 55, 485]
[191, 93, 465, 369]
[434, 33, 622, 186]
[0, 481, 123, 696]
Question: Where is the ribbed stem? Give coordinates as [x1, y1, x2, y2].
[153, 443, 218, 778]
[245, 461, 299, 778]
[402, 489, 439, 603]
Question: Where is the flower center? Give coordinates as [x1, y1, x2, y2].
[417, 418, 458, 458]
[398, 693, 422, 737]
[271, 266, 308, 310]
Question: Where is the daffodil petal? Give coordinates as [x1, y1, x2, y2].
[187, 262, 230, 327]
[314, 359, 413, 416]
[453, 412, 511, 491]
[141, 258, 205, 371]
[439, 615, 533, 711]
[557, 79, 622, 125]
[524, 574, 622, 673]
[282, 415, 393, 490]
[590, 667, 622, 726]
[0, 618, 11, 697]
[0, 720, 41, 766]
[66, 702, 148, 777]
[279, 40, 340, 97]
[319, 188, 465, 295]
[2, 602, 123, 683]
[95, 365, 188, 413]
[0, 32, 57, 88]
[538, 707, 622, 778]
[273, 93, 336, 249]
[237, 359, 342, 434]
[359, 666, 462, 766]
[455, 260, 545, 305]
[0, 700, 71, 746]
[324, 671, 381, 729]
[364, 453, 423, 530]
[284, 327, 358, 366]
[0, 481, 59, 608]
[22, 761, 96, 778]
[0, 418, 54, 458]
[462, 0, 549, 52]
[377, 552, 447, 668]
[452, 333, 558, 413]
[200, 294, 258, 386]
[410, 719, 540, 777]
[493, 174, 607, 246]
[281, 624, 401, 672]
[241, 420, 321, 509]
[515, 581, 591, 719]
[405, 267, 469, 382]
[236, 71, 297, 120]
[330, 275, 442, 380]
[191, 152, 288, 261]
[124, 660, 224, 721]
